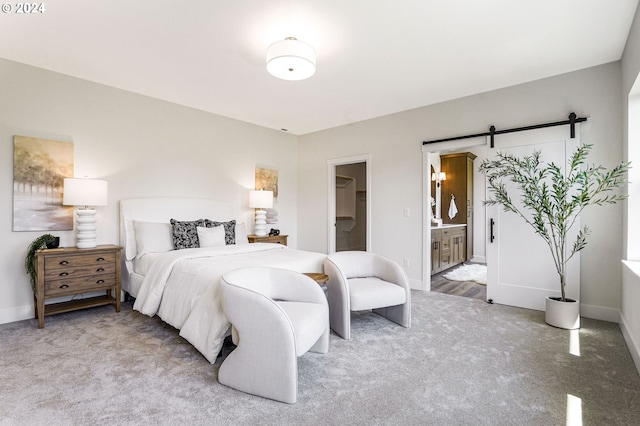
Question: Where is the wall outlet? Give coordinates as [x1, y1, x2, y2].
[403, 258, 410, 268]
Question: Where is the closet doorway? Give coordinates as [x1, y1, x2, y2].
[328, 154, 371, 254]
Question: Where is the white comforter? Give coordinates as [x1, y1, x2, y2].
[133, 243, 326, 363]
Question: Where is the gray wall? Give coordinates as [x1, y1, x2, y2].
[620, 3, 640, 372]
[0, 58, 298, 324]
[0, 42, 635, 330]
[298, 61, 625, 321]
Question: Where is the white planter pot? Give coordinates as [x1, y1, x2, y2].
[545, 297, 580, 329]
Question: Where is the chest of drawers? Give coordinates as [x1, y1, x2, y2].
[247, 234, 288, 245]
[34, 245, 122, 328]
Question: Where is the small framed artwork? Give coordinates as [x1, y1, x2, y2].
[266, 208, 278, 224]
[13, 135, 74, 231]
[255, 167, 278, 198]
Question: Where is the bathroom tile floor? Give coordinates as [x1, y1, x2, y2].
[430, 266, 487, 301]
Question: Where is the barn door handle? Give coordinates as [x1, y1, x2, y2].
[490, 218, 495, 243]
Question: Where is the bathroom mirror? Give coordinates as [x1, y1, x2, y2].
[430, 165, 437, 217]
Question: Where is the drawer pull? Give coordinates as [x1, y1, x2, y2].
[96, 268, 105, 272]
[96, 279, 105, 284]
[59, 272, 69, 277]
[59, 260, 69, 265]
[96, 257, 105, 262]
[59, 284, 69, 289]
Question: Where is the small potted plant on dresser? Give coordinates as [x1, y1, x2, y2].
[479, 144, 630, 329]
[25, 233, 59, 294]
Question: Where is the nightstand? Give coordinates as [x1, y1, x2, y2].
[247, 234, 288, 246]
[34, 245, 122, 328]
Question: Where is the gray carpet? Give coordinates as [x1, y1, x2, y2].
[1, 291, 639, 425]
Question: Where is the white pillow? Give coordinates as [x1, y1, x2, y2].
[197, 225, 226, 248]
[134, 221, 174, 258]
[234, 222, 249, 245]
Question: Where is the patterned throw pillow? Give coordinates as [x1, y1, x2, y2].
[205, 219, 236, 245]
[170, 218, 206, 249]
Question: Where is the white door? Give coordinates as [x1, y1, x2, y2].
[486, 126, 581, 311]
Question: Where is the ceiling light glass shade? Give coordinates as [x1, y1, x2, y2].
[266, 37, 316, 81]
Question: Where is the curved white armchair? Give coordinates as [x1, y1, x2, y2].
[324, 251, 411, 340]
[219, 267, 329, 404]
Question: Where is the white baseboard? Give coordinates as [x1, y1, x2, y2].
[470, 255, 486, 264]
[0, 292, 105, 326]
[619, 311, 640, 375]
[409, 278, 423, 291]
[0, 304, 34, 325]
[580, 303, 620, 323]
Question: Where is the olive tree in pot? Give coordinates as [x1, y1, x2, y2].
[479, 144, 630, 329]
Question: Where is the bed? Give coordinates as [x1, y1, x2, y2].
[119, 197, 327, 362]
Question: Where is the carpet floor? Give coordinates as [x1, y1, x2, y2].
[1, 291, 639, 425]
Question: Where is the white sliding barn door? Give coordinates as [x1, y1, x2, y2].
[486, 126, 581, 311]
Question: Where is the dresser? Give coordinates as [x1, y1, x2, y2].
[247, 234, 288, 246]
[34, 245, 122, 328]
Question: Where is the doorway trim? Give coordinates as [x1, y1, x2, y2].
[422, 138, 486, 292]
[328, 154, 372, 254]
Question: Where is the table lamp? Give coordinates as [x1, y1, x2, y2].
[249, 190, 273, 237]
[63, 178, 108, 248]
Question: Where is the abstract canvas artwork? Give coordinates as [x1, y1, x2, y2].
[255, 167, 278, 198]
[13, 136, 74, 231]
[255, 167, 278, 224]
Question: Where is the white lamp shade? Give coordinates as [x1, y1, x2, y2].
[249, 190, 273, 209]
[266, 37, 316, 81]
[63, 178, 108, 207]
[431, 172, 446, 182]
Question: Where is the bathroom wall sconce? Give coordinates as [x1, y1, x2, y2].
[431, 172, 446, 187]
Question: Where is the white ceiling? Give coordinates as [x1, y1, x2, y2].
[1, 0, 638, 135]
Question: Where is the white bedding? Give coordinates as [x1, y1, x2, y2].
[133, 243, 326, 363]
[132, 252, 162, 276]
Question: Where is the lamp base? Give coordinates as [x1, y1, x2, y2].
[75, 208, 97, 249]
[254, 209, 267, 237]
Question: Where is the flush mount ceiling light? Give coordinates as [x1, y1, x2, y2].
[266, 37, 316, 81]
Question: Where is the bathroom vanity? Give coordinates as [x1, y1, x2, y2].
[431, 224, 467, 275]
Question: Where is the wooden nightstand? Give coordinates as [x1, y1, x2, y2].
[34, 245, 122, 328]
[247, 234, 288, 246]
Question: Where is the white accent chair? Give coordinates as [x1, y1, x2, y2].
[218, 267, 329, 404]
[324, 251, 411, 340]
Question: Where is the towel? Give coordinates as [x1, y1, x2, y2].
[448, 194, 458, 220]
